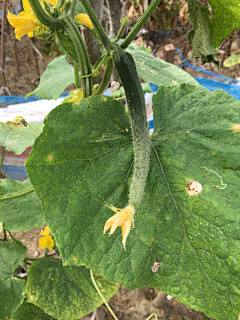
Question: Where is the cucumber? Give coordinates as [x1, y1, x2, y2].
[114, 51, 150, 208]
[103, 50, 150, 249]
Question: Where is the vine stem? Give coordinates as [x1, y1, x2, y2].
[74, 62, 81, 88]
[120, 0, 161, 49]
[0, 186, 35, 202]
[90, 269, 158, 320]
[64, 17, 92, 97]
[28, 124, 40, 135]
[80, 0, 110, 50]
[0, 146, 6, 170]
[92, 60, 113, 96]
[90, 270, 118, 320]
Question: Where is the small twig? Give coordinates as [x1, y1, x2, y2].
[28, 38, 46, 70]
[0, 67, 6, 74]
[13, 41, 20, 76]
[5, 39, 17, 57]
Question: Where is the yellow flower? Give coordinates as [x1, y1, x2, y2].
[39, 235, 54, 250]
[69, 89, 83, 104]
[75, 13, 94, 29]
[39, 226, 54, 250]
[7, 0, 55, 41]
[103, 205, 135, 250]
[7, 10, 36, 40]
[39, 225, 51, 236]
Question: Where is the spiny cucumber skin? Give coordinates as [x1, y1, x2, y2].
[114, 51, 150, 208]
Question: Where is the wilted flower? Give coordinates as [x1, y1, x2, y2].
[104, 205, 135, 250]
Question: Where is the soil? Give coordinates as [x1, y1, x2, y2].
[1, 13, 238, 320]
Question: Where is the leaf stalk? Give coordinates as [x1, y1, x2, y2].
[0, 146, 6, 170]
[0, 186, 35, 202]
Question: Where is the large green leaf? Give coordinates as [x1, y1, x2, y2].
[0, 179, 43, 232]
[187, 0, 240, 67]
[13, 301, 54, 320]
[26, 56, 75, 100]
[0, 122, 43, 154]
[26, 257, 118, 320]
[26, 89, 240, 320]
[0, 240, 27, 318]
[126, 44, 199, 87]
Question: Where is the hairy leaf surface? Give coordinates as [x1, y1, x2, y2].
[26, 56, 75, 100]
[26, 257, 118, 320]
[13, 301, 54, 320]
[0, 240, 27, 318]
[0, 122, 43, 154]
[26, 88, 240, 320]
[0, 179, 43, 232]
[187, 0, 240, 66]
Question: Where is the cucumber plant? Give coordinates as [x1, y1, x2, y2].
[2, 0, 240, 319]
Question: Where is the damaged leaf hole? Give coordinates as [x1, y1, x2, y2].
[186, 181, 202, 195]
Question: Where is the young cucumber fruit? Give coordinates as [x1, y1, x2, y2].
[103, 50, 150, 250]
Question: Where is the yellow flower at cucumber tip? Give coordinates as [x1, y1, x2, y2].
[103, 205, 135, 250]
[39, 226, 54, 250]
[6, 0, 56, 41]
[75, 13, 94, 29]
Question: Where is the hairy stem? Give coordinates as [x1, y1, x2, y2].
[64, 17, 92, 97]
[93, 60, 113, 96]
[74, 62, 81, 88]
[80, 0, 110, 50]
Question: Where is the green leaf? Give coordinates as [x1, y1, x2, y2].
[13, 301, 54, 320]
[76, 0, 86, 14]
[0, 179, 43, 232]
[26, 257, 118, 320]
[26, 89, 240, 320]
[224, 54, 240, 67]
[126, 44, 199, 87]
[187, 0, 240, 68]
[56, 31, 78, 63]
[0, 240, 27, 318]
[26, 56, 75, 100]
[0, 122, 43, 154]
